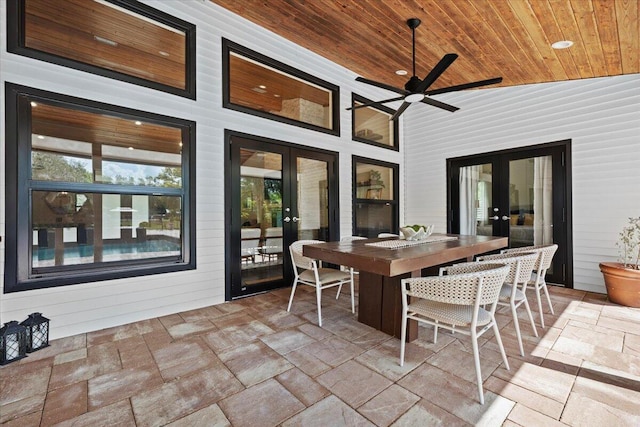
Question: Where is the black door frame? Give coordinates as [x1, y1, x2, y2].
[447, 140, 573, 287]
[224, 130, 340, 300]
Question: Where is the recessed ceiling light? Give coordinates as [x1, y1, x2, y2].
[274, 94, 281, 98]
[395, 70, 408, 76]
[551, 40, 573, 49]
[158, 51, 170, 57]
[252, 87, 267, 94]
[128, 147, 134, 150]
[37, 135, 45, 139]
[258, 85, 267, 89]
[30, 101, 38, 107]
[94, 35, 118, 47]
[134, 121, 142, 125]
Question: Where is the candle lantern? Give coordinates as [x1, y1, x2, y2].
[0, 321, 28, 365]
[21, 313, 50, 352]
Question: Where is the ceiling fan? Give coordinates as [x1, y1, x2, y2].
[349, 18, 502, 121]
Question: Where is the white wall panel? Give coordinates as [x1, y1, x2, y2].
[403, 74, 640, 294]
[0, 0, 403, 338]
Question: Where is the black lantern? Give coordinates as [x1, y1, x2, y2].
[0, 321, 28, 365]
[21, 313, 50, 352]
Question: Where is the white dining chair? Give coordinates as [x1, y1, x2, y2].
[400, 263, 511, 404]
[288, 240, 355, 326]
[501, 244, 558, 328]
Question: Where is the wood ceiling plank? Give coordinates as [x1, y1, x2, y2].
[569, 0, 608, 76]
[592, 0, 623, 76]
[614, 0, 639, 74]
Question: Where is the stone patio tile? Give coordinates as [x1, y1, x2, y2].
[131, 364, 243, 426]
[283, 348, 332, 378]
[484, 375, 564, 419]
[165, 403, 231, 427]
[281, 395, 374, 427]
[320, 315, 377, 341]
[40, 381, 88, 426]
[88, 365, 164, 409]
[217, 340, 293, 387]
[13, 334, 86, 364]
[54, 399, 135, 427]
[357, 384, 420, 427]
[541, 349, 582, 376]
[158, 313, 185, 329]
[397, 364, 514, 425]
[87, 318, 164, 346]
[297, 322, 333, 341]
[116, 336, 156, 369]
[166, 319, 217, 339]
[624, 332, 640, 357]
[218, 379, 305, 427]
[178, 305, 226, 322]
[48, 343, 121, 390]
[54, 348, 88, 365]
[0, 364, 51, 406]
[316, 360, 392, 408]
[552, 335, 640, 376]
[426, 339, 505, 384]
[296, 336, 365, 367]
[214, 301, 247, 314]
[260, 329, 317, 355]
[276, 367, 330, 406]
[561, 375, 640, 426]
[390, 398, 469, 427]
[1, 411, 41, 427]
[150, 337, 223, 381]
[560, 322, 624, 352]
[600, 305, 640, 323]
[506, 403, 566, 426]
[210, 311, 256, 330]
[253, 306, 307, 330]
[492, 357, 575, 403]
[0, 394, 45, 424]
[350, 329, 393, 351]
[355, 339, 429, 382]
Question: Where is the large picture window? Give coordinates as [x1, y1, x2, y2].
[4, 84, 196, 292]
[223, 39, 340, 135]
[7, 0, 196, 99]
[352, 157, 399, 238]
[352, 94, 399, 150]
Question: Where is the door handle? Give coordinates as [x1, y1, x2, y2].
[490, 216, 499, 220]
[283, 217, 291, 223]
[292, 217, 299, 223]
[502, 216, 510, 221]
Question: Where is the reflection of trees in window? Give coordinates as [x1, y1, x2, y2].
[32, 151, 91, 182]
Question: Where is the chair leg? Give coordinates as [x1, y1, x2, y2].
[492, 321, 510, 371]
[400, 311, 407, 366]
[349, 279, 355, 314]
[523, 298, 539, 337]
[336, 283, 343, 299]
[471, 332, 485, 405]
[542, 282, 555, 315]
[287, 278, 299, 312]
[433, 321, 439, 344]
[316, 285, 323, 327]
[511, 305, 525, 357]
[535, 284, 546, 329]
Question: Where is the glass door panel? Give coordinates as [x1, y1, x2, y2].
[295, 157, 329, 241]
[459, 163, 494, 237]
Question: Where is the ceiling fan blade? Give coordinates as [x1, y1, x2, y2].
[415, 53, 458, 93]
[420, 97, 459, 112]
[346, 96, 405, 111]
[390, 101, 411, 121]
[424, 77, 503, 96]
[355, 77, 408, 95]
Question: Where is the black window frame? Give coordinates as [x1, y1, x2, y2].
[4, 83, 197, 293]
[352, 156, 399, 238]
[351, 94, 399, 151]
[7, 0, 197, 100]
[222, 38, 340, 136]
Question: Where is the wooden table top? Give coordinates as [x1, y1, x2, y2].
[303, 234, 508, 277]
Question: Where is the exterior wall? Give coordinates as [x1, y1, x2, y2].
[403, 74, 640, 293]
[0, 0, 403, 338]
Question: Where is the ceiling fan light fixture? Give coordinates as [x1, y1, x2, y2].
[551, 40, 573, 49]
[405, 93, 425, 103]
[395, 70, 408, 75]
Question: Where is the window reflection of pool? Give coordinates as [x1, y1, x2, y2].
[33, 239, 180, 266]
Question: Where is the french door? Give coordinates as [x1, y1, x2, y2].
[225, 132, 339, 299]
[448, 141, 572, 286]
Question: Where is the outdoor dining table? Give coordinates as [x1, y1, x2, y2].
[303, 234, 508, 342]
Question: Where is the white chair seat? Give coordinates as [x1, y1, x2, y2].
[499, 284, 526, 302]
[299, 268, 351, 285]
[409, 299, 492, 327]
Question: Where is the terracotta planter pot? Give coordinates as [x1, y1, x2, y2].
[599, 262, 640, 308]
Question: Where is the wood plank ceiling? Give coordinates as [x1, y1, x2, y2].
[210, 0, 639, 92]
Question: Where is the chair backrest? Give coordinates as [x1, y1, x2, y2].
[340, 236, 367, 243]
[241, 228, 261, 253]
[289, 239, 324, 270]
[404, 264, 509, 306]
[264, 227, 283, 254]
[476, 252, 538, 284]
[377, 233, 399, 238]
[502, 244, 558, 271]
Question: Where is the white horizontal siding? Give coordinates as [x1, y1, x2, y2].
[0, 0, 403, 338]
[403, 73, 640, 294]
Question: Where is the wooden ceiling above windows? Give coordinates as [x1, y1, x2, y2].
[210, 0, 639, 91]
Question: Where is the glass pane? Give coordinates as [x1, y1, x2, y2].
[296, 157, 329, 241]
[24, 0, 188, 90]
[31, 102, 182, 186]
[355, 203, 394, 238]
[239, 149, 283, 287]
[32, 191, 181, 269]
[459, 164, 493, 236]
[229, 52, 333, 129]
[355, 163, 394, 200]
[353, 101, 395, 147]
[509, 156, 553, 248]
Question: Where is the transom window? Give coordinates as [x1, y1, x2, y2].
[223, 39, 340, 135]
[4, 84, 196, 292]
[352, 94, 398, 150]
